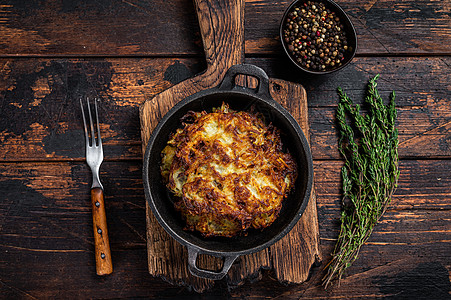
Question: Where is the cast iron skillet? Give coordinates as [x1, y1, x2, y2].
[143, 64, 313, 280]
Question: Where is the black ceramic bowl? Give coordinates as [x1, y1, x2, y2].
[143, 64, 313, 280]
[280, 0, 357, 74]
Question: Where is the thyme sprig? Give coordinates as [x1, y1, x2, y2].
[322, 75, 400, 288]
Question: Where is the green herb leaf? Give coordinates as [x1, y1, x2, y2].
[322, 75, 399, 288]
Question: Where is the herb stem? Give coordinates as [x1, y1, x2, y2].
[322, 75, 399, 288]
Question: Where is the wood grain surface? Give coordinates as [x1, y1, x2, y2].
[1, 160, 449, 298]
[1, 57, 449, 161]
[0, 0, 450, 298]
[0, 0, 449, 55]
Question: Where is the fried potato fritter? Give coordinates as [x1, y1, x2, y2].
[161, 103, 297, 237]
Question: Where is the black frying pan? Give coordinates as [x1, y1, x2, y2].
[143, 64, 313, 280]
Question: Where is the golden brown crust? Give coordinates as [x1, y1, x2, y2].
[161, 103, 297, 237]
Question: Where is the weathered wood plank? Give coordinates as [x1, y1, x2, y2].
[315, 159, 451, 213]
[2, 57, 447, 109]
[0, 160, 448, 247]
[309, 105, 451, 160]
[318, 208, 451, 244]
[2, 236, 449, 300]
[4, 100, 448, 161]
[248, 56, 451, 108]
[0, 0, 449, 56]
[0, 58, 205, 161]
[228, 243, 451, 299]
[2, 220, 448, 300]
[0, 247, 224, 299]
[1, 162, 449, 299]
[0, 162, 146, 253]
[0, 0, 201, 56]
[1, 57, 449, 161]
[1, 161, 449, 298]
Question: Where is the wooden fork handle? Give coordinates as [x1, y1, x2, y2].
[91, 187, 113, 275]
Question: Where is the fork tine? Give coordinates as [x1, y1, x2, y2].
[80, 98, 90, 146]
[94, 98, 102, 147]
[86, 97, 96, 147]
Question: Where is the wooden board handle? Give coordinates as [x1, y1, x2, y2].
[194, 0, 244, 72]
[91, 187, 113, 275]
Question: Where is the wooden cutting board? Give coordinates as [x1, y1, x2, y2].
[139, 0, 320, 292]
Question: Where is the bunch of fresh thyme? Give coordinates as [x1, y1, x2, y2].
[322, 75, 400, 288]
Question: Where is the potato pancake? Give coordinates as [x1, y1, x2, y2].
[161, 103, 297, 237]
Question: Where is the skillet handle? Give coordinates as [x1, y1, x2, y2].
[187, 246, 238, 280]
[218, 64, 271, 98]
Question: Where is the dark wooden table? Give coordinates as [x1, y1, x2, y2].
[1, 0, 450, 298]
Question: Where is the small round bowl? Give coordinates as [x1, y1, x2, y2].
[280, 0, 357, 75]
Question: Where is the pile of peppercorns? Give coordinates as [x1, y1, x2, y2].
[282, 1, 352, 72]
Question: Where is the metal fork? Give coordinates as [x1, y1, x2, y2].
[80, 97, 113, 275]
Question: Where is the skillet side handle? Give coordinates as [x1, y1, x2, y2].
[187, 246, 238, 280]
[218, 64, 271, 98]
